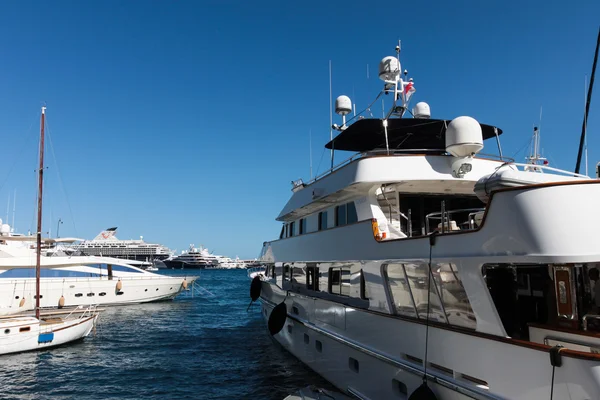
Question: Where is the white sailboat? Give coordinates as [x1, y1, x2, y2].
[0, 107, 98, 356]
[254, 40, 600, 399]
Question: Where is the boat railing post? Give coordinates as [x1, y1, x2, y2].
[440, 201, 446, 234]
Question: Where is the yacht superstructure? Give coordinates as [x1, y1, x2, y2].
[163, 245, 245, 269]
[255, 42, 600, 399]
[75, 227, 171, 262]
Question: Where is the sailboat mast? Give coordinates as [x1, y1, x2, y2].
[35, 106, 46, 319]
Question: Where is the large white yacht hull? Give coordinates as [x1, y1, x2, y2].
[0, 275, 196, 310]
[259, 182, 600, 399]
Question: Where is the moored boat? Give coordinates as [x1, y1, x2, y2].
[253, 41, 600, 399]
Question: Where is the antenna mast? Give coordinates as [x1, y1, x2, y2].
[329, 60, 333, 170]
[575, 28, 599, 174]
[35, 106, 46, 320]
[309, 129, 313, 179]
[11, 189, 16, 232]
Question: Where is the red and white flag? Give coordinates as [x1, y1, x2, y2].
[403, 81, 416, 103]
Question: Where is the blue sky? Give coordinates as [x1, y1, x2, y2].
[0, 1, 598, 258]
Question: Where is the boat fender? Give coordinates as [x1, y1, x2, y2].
[19, 298, 26, 307]
[549, 345, 564, 367]
[268, 301, 287, 335]
[408, 382, 438, 400]
[116, 280, 123, 291]
[250, 275, 262, 301]
[182, 279, 188, 290]
[58, 295, 65, 308]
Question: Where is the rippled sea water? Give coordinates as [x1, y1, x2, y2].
[0, 269, 333, 400]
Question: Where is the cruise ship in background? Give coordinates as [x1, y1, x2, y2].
[75, 227, 171, 263]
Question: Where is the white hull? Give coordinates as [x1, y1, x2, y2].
[0, 275, 196, 310]
[261, 284, 598, 400]
[259, 182, 600, 399]
[0, 313, 97, 356]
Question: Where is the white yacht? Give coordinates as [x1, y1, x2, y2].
[74, 227, 171, 262]
[254, 42, 600, 399]
[164, 245, 222, 269]
[0, 222, 197, 311]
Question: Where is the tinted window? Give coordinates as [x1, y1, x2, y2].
[318, 211, 328, 230]
[289, 221, 295, 237]
[299, 218, 306, 235]
[347, 202, 358, 224]
[437, 263, 476, 329]
[336, 205, 347, 227]
[292, 266, 306, 286]
[384, 264, 417, 317]
[404, 263, 447, 323]
[329, 266, 351, 296]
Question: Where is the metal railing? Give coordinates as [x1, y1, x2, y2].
[506, 162, 590, 178]
[305, 149, 515, 187]
[425, 207, 486, 234]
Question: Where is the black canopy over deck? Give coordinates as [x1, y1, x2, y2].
[325, 118, 503, 153]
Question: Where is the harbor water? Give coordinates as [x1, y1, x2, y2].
[0, 269, 333, 399]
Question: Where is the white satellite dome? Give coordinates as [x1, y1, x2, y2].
[413, 102, 431, 119]
[445, 116, 484, 158]
[378, 56, 400, 81]
[335, 95, 352, 116]
[0, 224, 10, 236]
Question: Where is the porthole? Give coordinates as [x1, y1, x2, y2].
[170, 287, 173, 290]
[87, 293, 95, 297]
[75, 293, 83, 298]
[116, 291, 124, 296]
[349, 357, 359, 373]
[145, 289, 148, 292]
[99, 292, 106, 296]
[33, 295, 43, 299]
[156, 288, 159, 291]
[15, 296, 19, 300]
[19, 326, 31, 333]
[392, 379, 408, 396]
[4, 329, 10, 334]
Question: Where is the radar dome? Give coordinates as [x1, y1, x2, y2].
[445, 116, 483, 158]
[413, 102, 431, 119]
[378, 56, 400, 81]
[335, 95, 352, 116]
[0, 224, 10, 236]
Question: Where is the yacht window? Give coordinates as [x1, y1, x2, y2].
[482, 264, 576, 339]
[384, 264, 417, 318]
[347, 202, 358, 224]
[306, 264, 318, 291]
[404, 263, 448, 323]
[289, 221, 295, 237]
[329, 266, 351, 296]
[318, 211, 328, 231]
[292, 266, 306, 286]
[283, 264, 291, 282]
[279, 225, 284, 239]
[360, 269, 368, 300]
[436, 263, 476, 329]
[318, 267, 329, 292]
[335, 204, 347, 226]
[285, 224, 289, 238]
[299, 218, 306, 235]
